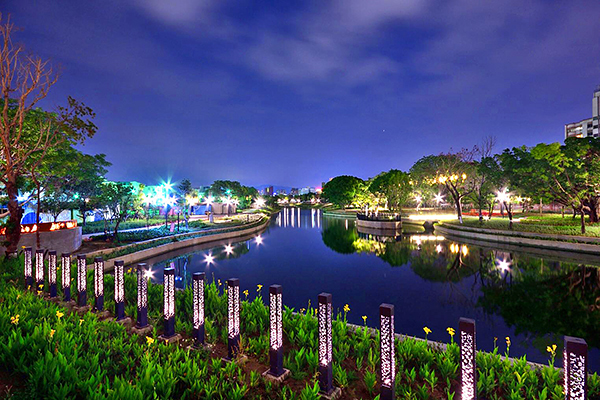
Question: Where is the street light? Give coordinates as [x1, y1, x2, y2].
[48, 250, 57, 298]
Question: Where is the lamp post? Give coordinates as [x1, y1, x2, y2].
[61, 253, 71, 301]
[93, 257, 104, 311]
[135, 263, 149, 329]
[35, 249, 44, 290]
[24, 246, 33, 288]
[227, 278, 240, 359]
[192, 272, 205, 346]
[163, 267, 176, 338]
[114, 260, 125, 321]
[268, 285, 284, 376]
[48, 250, 57, 298]
[318, 293, 335, 396]
[380, 304, 395, 400]
[77, 254, 87, 307]
[459, 318, 477, 400]
[564, 336, 588, 400]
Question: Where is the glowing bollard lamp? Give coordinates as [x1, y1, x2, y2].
[61, 253, 71, 302]
[564, 336, 588, 400]
[227, 278, 241, 360]
[48, 250, 57, 298]
[93, 257, 105, 312]
[380, 304, 395, 400]
[76, 254, 88, 308]
[459, 318, 477, 400]
[162, 267, 176, 338]
[318, 293, 339, 398]
[35, 249, 44, 290]
[192, 272, 205, 346]
[114, 260, 126, 321]
[24, 247, 33, 288]
[132, 263, 152, 334]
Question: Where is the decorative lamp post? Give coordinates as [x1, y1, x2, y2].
[227, 278, 240, 359]
[192, 272, 205, 346]
[380, 303, 395, 400]
[48, 250, 57, 298]
[61, 253, 71, 301]
[268, 285, 284, 377]
[24, 246, 33, 288]
[77, 254, 87, 307]
[163, 267, 176, 338]
[564, 336, 588, 400]
[318, 293, 334, 395]
[114, 260, 125, 320]
[94, 257, 104, 311]
[136, 263, 149, 328]
[459, 318, 477, 400]
[35, 249, 44, 289]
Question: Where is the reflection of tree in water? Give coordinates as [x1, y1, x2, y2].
[321, 218, 359, 254]
[478, 254, 600, 348]
[214, 242, 250, 261]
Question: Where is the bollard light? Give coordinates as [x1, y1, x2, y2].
[192, 272, 205, 346]
[61, 253, 71, 301]
[269, 285, 284, 377]
[24, 246, 33, 288]
[163, 267, 175, 338]
[459, 318, 477, 400]
[48, 250, 57, 298]
[94, 257, 104, 311]
[564, 336, 588, 400]
[77, 254, 87, 307]
[35, 249, 44, 289]
[380, 303, 395, 400]
[227, 278, 240, 359]
[318, 292, 334, 395]
[114, 260, 125, 320]
[136, 263, 149, 328]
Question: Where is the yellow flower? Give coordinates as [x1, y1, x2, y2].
[37, 290, 42, 296]
[423, 327, 432, 335]
[127, 268, 132, 274]
[146, 336, 155, 345]
[38, 284, 44, 290]
[79, 319, 84, 326]
[362, 315, 367, 324]
[257, 284, 263, 292]
[56, 311, 64, 320]
[300, 308, 306, 314]
[218, 279, 221, 286]
[343, 304, 350, 313]
[447, 327, 455, 337]
[243, 289, 249, 297]
[50, 329, 55, 338]
[27, 285, 31, 291]
[546, 344, 557, 357]
[506, 336, 511, 347]
[10, 315, 19, 325]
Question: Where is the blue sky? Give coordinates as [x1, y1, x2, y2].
[4, 0, 600, 188]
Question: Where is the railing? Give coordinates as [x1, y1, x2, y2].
[356, 212, 401, 222]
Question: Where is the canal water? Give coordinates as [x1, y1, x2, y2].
[141, 208, 600, 371]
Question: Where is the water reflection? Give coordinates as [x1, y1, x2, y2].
[142, 209, 600, 371]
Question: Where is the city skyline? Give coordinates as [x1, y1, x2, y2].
[4, 1, 600, 188]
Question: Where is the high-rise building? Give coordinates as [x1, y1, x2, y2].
[565, 86, 600, 139]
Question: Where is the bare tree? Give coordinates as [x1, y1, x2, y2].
[0, 15, 96, 255]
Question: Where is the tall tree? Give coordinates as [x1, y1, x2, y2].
[369, 169, 411, 211]
[99, 182, 139, 241]
[322, 175, 365, 209]
[410, 150, 478, 223]
[0, 16, 96, 254]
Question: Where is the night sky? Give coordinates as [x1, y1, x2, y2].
[5, 1, 600, 188]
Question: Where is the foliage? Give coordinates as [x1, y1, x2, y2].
[322, 176, 366, 209]
[369, 169, 411, 211]
[99, 182, 141, 240]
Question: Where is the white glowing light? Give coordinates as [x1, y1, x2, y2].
[269, 288, 283, 351]
[414, 194, 422, 203]
[255, 235, 263, 245]
[114, 261, 125, 303]
[61, 254, 70, 290]
[318, 294, 332, 367]
[496, 259, 511, 274]
[94, 258, 104, 297]
[164, 268, 175, 319]
[436, 244, 443, 253]
[77, 254, 87, 292]
[460, 318, 476, 400]
[407, 214, 456, 221]
[224, 244, 233, 254]
[204, 253, 215, 265]
[496, 188, 510, 203]
[380, 304, 395, 391]
[255, 197, 266, 208]
[193, 274, 205, 330]
[48, 251, 57, 286]
[434, 193, 445, 204]
[461, 245, 469, 256]
[137, 265, 148, 309]
[35, 250, 44, 285]
[228, 279, 240, 339]
[564, 336, 587, 400]
[24, 247, 32, 281]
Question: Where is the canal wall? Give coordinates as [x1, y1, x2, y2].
[435, 223, 600, 255]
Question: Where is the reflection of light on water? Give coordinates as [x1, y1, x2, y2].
[224, 244, 233, 254]
[204, 253, 215, 265]
[345, 220, 348, 230]
[496, 258, 511, 274]
[449, 243, 469, 255]
[311, 209, 315, 228]
[436, 244, 443, 253]
[255, 235, 263, 245]
[461, 245, 469, 256]
[144, 269, 154, 279]
[409, 235, 445, 242]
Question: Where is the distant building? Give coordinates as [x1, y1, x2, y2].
[299, 187, 316, 195]
[265, 186, 274, 196]
[565, 86, 600, 139]
[290, 188, 299, 196]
